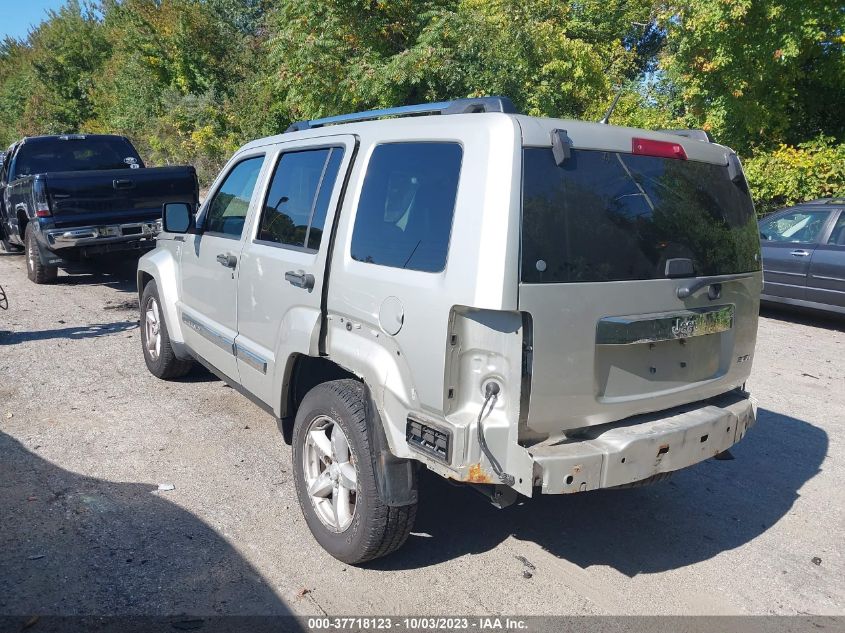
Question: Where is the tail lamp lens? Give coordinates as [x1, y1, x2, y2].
[33, 180, 51, 217]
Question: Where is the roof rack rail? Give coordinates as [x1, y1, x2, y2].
[658, 129, 713, 143]
[286, 96, 518, 132]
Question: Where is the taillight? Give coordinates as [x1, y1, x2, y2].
[33, 179, 51, 217]
[632, 137, 687, 160]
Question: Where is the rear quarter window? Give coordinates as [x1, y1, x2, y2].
[350, 142, 462, 273]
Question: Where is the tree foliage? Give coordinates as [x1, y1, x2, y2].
[268, 0, 657, 121]
[656, 0, 845, 153]
[744, 138, 845, 216]
[0, 0, 842, 209]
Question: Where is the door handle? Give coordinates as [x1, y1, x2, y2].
[285, 269, 315, 290]
[790, 249, 811, 257]
[216, 253, 237, 268]
[113, 179, 135, 190]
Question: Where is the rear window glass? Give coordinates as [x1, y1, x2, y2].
[521, 148, 760, 283]
[350, 142, 462, 273]
[11, 137, 142, 177]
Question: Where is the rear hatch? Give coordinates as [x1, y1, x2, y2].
[516, 118, 761, 437]
[45, 166, 198, 229]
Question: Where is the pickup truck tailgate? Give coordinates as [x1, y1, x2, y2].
[44, 166, 197, 228]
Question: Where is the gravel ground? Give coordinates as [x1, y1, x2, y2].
[0, 251, 843, 617]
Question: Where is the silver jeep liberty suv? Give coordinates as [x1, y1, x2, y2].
[138, 96, 761, 563]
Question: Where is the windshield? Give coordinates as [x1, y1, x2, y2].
[521, 148, 761, 283]
[10, 137, 142, 179]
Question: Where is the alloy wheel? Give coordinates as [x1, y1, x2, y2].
[144, 297, 162, 361]
[302, 415, 359, 532]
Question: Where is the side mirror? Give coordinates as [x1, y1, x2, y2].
[162, 202, 193, 233]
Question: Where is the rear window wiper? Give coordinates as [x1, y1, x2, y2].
[677, 272, 755, 299]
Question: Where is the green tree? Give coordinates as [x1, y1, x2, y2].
[268, 0, 656, 121]
[92, 0, 263, 180]
[206, 0, 268, 35]
[24, 0, 109, 134]
[656, 0, 845, 152]
[0, 39, 36, 146]
[744, 137, 845, 215]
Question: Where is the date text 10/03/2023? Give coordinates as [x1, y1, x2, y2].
[306, 617, 529, 630]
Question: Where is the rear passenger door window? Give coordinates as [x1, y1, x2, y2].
[350, 142, 463, 272]
[257, 147, 344, 250]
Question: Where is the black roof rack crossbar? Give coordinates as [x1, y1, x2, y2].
[286, 96, 518, 132]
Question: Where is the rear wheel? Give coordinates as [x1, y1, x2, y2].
[140, 280, 193, 379]
[24, 224, 57, 284]
[292, 380, 417, 564]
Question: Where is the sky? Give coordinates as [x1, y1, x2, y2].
[0, 0, 68, 41]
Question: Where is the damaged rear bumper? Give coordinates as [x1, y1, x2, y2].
[528, 390, 755, 494]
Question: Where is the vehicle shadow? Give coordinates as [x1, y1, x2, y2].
[55, 254, 143, 293]
[760, 305, 845, 332]
[175, 363, 220, 383]
[375, 408, 826, 575]
[0, 321, 138, 345]
[0, 431, 300, 618]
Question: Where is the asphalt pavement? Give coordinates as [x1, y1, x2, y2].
[0, 252, 842, 617]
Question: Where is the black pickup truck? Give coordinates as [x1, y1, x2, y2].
[0, 134, 197, 283]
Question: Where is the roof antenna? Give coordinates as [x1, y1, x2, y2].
[598, 87, 623, 125]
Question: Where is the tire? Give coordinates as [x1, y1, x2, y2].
[140, 280, 193, 379]
[292, 379, 417, 564]
[1, 235, 22, 253]
[24, 224, 57, 284]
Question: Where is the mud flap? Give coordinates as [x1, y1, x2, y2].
[34, 235, 65, 267]
[365, 392, 418, 507]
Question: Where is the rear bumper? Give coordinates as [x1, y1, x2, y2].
[44, 220, 160, 250]
[529, 390, 755, 494]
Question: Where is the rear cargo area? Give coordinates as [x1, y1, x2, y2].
[516, 130, 762, 437]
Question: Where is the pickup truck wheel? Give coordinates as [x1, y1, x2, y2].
[24, 224, 57, 284]
[140, 280, 193, 379]
[293, 380, 417, 564]
[1, 236, 23, 253]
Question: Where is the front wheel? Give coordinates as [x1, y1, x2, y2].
[140, 280, 193, 379]
[1, 235, 23, 253]
[292, 380, 417, 564]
